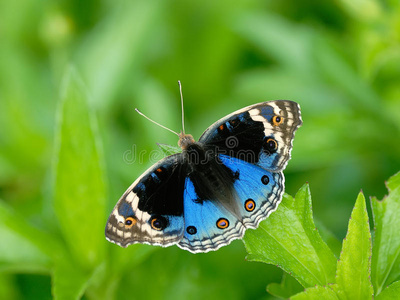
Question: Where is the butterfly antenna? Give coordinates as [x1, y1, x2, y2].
[135, 108, 179, 137]
[178, 80, 185, 134]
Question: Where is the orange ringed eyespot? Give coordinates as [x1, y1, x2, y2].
[245, 199, 256, 212]
[266, 138, 277, 150]
[125, 217, 136, 228]
[216, 218, 229, 229]
[151, 218, 161, 230]
[272, 115, 284, 126]
[150, 216, 167, 231]
[219, 124, 225, 131]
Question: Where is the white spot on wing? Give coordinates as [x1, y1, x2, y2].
[269, 102, 281, 115]
[249, 108, 273, 136]
[131, 194, 139, 210]
[112, 209, 125, 224]
[125, 192, 134, 203]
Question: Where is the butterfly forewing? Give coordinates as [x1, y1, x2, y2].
[105, 154, 185, 247]
[199, 100, 302, 172]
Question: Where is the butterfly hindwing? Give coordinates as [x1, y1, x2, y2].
[178, 176, 245, 253]
[178, 155, 284, 253]
[218, 155, 284, 227]
[105, 154, 186, 248]
[199, 100, 302, 172]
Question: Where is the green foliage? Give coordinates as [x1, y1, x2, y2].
[375, 281, 400, 300]
[52, 68, 108, 298]
[243, 185, 337, 288]
[0, 201, 52, 273]
[333, 193, 373, 299]
[291, 286, 339, 300]
[243, 172, 400, 299]
[1, 0, 400, 299]
[371, 172, 400, 295]
[266, 274, 303, 299]
[54, 67, 107, 269]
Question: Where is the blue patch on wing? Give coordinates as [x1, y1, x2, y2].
[163, 215, 185, 236]
[179, 177, 241, 252]
[219, 154, 284, 228]
[183, 178, 235, 235]
[118, 201, 134, 217]
[257, 151, 280, 171]
[259, 106, 274, 122]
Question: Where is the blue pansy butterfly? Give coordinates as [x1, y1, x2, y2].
[105, 86, 302, 253]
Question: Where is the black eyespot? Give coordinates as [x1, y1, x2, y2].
[150, 216, 168, 231]
[186, 226, 197, 235]
[261, 175, 269, 185]
[263, 137, 278, 154]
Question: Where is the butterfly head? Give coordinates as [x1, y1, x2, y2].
[178, 133, 195, 150]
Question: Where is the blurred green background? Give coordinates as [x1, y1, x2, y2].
[1, 0, 400, 299]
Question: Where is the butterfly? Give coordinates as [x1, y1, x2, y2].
[105, 92, 302, 253]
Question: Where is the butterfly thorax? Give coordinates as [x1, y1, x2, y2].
[178, 133, 195, 150]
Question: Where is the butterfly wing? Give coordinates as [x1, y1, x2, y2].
[105, 154, 186, 248]
[178, 155, 284, 253]
[199, 100, 302, 172]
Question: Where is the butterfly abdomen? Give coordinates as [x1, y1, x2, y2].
[183, 143, 238, 207]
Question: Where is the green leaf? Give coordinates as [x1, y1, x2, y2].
[386, 171, 400, 191]
[243, 184, 337, 287]
[156, 143, 181, 156]
[291, 285, 339, 300]
[375, 280, 400, 300]
[0, 226, 50, 273]
[315, 219, 342, 258]
[371, 171, 400, 295]
[335, 192, 373, 300]
[266, 273, 303, 299]
[85, 246, 155, 300]
[53, 67, 107, 268]
[52, 260, 91, 300]
[0, 200, 59, 272]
